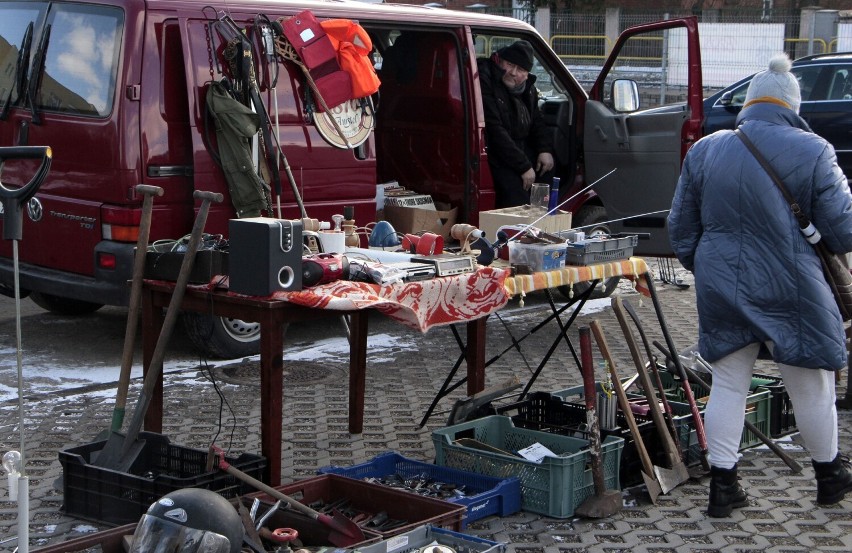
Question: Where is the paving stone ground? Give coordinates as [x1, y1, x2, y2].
[1, 262, 850, 552]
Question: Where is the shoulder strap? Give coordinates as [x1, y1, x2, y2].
[734, 128, 812, 231]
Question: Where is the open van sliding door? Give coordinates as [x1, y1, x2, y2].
[583, 17, 703, 256]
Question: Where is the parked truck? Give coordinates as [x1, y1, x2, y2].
[0, 0, 703, 357]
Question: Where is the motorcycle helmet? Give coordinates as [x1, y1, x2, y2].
[129, 488, 244, 553]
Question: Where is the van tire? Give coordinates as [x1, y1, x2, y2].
[30, 292, 104, 315]
[557, 205, 620, 300]
[182, 312, 263, 359]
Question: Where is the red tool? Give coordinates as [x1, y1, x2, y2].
[575, 326, 623, 517]
[401, 232, 443, 255]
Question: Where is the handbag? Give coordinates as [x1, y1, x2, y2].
[735, 129, 852, 321]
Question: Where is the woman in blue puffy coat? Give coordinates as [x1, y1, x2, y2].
[668, 53, 852, 516]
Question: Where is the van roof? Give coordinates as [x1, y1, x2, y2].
[146, 0, 537, 32]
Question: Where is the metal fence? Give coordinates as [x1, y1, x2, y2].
[479, 7, 835, 106]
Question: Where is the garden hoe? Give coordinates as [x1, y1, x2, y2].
[590, 320, 662, 504]
[106, 184, 163, 437]
[574, 326, 622, 518]
[612, 297, 690, 493]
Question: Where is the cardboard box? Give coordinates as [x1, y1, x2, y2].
[383, 203, 458, 240]
[479, 207, 572, 243]
[384, 191, 436, 209]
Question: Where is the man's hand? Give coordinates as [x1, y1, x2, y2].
[521, 168, 536, 189]
[536, 152, 554, 174]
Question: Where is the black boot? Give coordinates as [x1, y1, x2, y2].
[812, 453, 852, 505]
[707, 465, 748, 517]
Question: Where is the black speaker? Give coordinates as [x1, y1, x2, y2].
[228, 218, 303, 295]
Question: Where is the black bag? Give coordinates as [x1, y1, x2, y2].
[735, 129, 852, 321]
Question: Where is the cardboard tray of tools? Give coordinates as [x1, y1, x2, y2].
[241, 473, 466, 539]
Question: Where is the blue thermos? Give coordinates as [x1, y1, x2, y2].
[547, 177, 560, 214]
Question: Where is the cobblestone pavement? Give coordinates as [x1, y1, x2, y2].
[1, 262, 850, 552]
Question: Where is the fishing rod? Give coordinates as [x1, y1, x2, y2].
[572, 209, 671, 233]
[505, 168, 617, 244]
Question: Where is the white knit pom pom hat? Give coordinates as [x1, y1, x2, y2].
[744, 53, 801, 113]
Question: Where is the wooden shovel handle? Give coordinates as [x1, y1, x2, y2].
[612, 297, 682, 469]
[590, 320, 656, 477]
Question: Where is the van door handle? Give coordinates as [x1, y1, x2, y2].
[613, 117, 630, 150]
[148, 165, 193, 177]
[595, 125, 607, 141]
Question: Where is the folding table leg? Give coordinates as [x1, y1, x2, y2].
[516, 282, 598, 400]
[418, 324, 468, 427]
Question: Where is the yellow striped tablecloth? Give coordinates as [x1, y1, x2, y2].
[502, 257, 651, 296]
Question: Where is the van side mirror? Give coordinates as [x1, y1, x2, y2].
[611, 79, 639, 112]
[718, 91, 733, 106]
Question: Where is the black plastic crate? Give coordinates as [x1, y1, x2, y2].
[60, 432, 266, 526]
[752, 373, 797, 438]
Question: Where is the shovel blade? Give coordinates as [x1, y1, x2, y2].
[654, 462, 690, 494]
[575, 489, 622, 518]
[642, 471, 662, 504]
[318, 510, 366, 547]
[91, 431, 145, 473]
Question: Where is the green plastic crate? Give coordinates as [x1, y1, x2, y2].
[432, 415, 623, 518]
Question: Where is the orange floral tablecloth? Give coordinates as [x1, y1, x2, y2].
[217, 266, 512, 333]
[212, 257, 650, 332]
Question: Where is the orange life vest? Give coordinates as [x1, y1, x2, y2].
[320, 19, 381, 99]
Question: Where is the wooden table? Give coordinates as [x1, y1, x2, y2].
[139, 270, 507, 485]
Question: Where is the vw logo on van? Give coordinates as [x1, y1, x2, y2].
[27, 197, 43, 222]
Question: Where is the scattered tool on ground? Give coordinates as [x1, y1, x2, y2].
[445, 375, 522, 425]
[210, 445, 366, 547]
[653, 342, 804, 474]
[644, 276, 712, 472]
[590, 320, 662, 504]
[575, 326, 623, 518]
[94, 190, 223, 471]
[104, 184, 164, 437]
[612, 297, 690, 493]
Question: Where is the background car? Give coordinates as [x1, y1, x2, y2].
[702, 52, 852, 177]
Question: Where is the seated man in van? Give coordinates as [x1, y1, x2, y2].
[478, 40, 555, 208]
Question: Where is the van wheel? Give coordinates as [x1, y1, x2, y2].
[557, 206, 620, 301]
[182, 313, 262, 359]
[30, 292, 104, 315]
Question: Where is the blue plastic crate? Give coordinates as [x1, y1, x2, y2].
[318, 452, 521, 528]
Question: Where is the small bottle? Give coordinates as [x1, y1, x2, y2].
[547, 177, 560, 214]
[343, 205, 360, 247]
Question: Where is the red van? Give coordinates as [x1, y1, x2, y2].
[0, 0, 703, 357]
